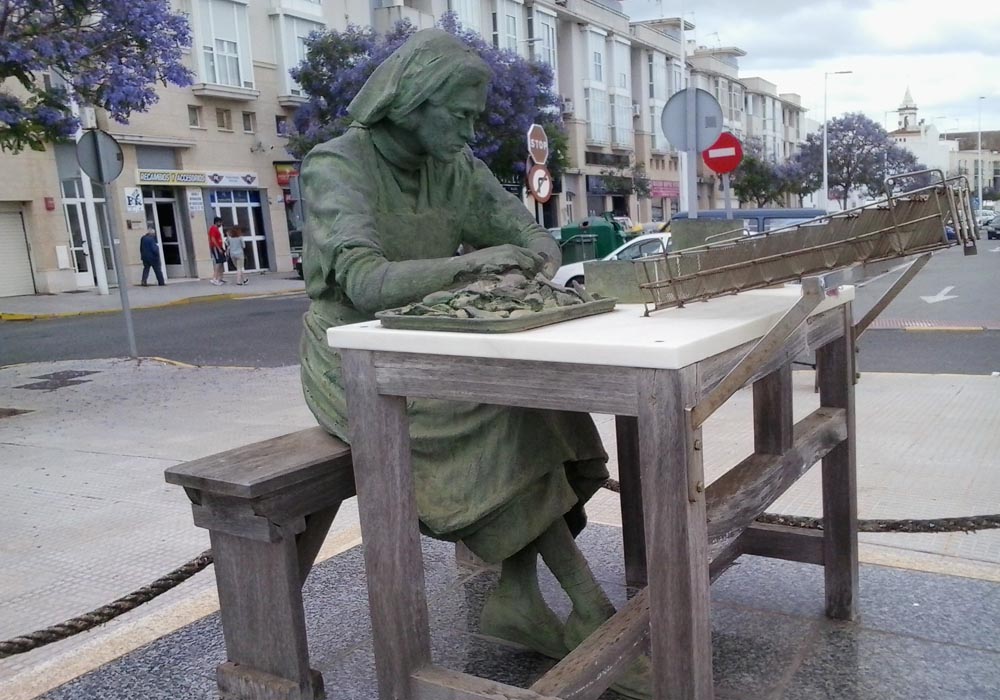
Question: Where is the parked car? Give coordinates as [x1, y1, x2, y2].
[551, 233, 672, 288]
[974, 210, 994, 227]
[985, 214, 1000, 240]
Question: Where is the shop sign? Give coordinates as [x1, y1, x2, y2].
[136, 169, 260, 187]
[186, 188, 204, 213]
[650, 180, 680, 199]
[123, 187, 144, 213]
[274, 163, 299, 187]
[205, 171, 259, 187]
[137, 169, 207, 185]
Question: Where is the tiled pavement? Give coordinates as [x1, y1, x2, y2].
[1, 359, 998, 698]
[35, 524, 1000, 700]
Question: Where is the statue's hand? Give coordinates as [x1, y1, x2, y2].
[461, 244, 545, 276]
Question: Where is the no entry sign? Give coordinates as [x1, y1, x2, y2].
[702, 132, 743, 175]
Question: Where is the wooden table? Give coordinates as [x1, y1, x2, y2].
[328, 287, 859, 700]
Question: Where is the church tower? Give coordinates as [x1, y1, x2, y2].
[898, 87, 918, 130]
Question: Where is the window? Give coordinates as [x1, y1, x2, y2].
[280, 15, 323, 96]
[199, 0, 252, 88]
[614, 41, 629, 91]
[585, 87, 608, 144]
[505, 13, 517, 50]
[648, 54, 655, 99]
[188, 105, 203, 128]
[242, 111, 256, 133]
[451, 0, 481, 34]
[612, 96, 631, 147]
[216, 108, 233, 131]
[537, 13, 557, 74]
[276, 115, 289, 137]
[593, 51, 603, 82]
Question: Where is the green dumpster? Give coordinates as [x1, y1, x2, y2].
[559, 216, 627, 261]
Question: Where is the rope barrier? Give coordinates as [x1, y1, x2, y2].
[2, 480, 998, 659]
[600, 478, 1000, 533]
[0, 550, 213, 659]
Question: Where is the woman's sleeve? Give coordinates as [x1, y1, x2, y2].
[458, 156, 561, 269]
[301, 145, 471, 314]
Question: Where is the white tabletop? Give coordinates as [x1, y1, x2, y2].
[327, 286, 854, 370]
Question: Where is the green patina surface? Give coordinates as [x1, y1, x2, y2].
[298, 30, 649, 695]
[298, 28, 608, 563]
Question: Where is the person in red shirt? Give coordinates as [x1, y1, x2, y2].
[208, 216, 227, 285]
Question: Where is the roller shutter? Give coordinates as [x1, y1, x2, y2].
[0, 211, 35, 297]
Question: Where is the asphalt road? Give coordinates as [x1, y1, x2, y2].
[2, 290, 999, 374]
[0, 294, 311, 368]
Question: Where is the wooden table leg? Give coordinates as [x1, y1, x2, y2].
[638, 366, 714, 699]
[816, 305, 859, 621]
[341, 350, 432, 699]
[616, 415, 647, 588]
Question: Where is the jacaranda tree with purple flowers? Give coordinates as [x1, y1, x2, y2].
[790, 113, 925, 208]
[289, 14, 567, 181]
[0, 0, 192, 153]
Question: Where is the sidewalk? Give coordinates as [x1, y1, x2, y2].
[0, 274, 305, 321]
[1, 358, 998, 698]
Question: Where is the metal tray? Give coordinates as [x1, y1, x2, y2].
[376, 297, 617, 333]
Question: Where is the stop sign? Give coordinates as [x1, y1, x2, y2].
[527, 123, 548, 165]
[702, 132, 743, 175]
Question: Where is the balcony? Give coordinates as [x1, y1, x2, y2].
[191, 83, 260, 102]
[269, 0, 323, 18]
[373, 2, 434, 34]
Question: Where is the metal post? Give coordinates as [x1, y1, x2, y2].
[822, 70, 852, 212]
[723, 173, 733, 219]
[686, 87, 698, 219]
[93, 137, 138, 359]
[822, 74, 829, 212]
[977, 96, 984, 211]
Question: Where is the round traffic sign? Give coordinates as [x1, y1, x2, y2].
[702, 132, 744, 175]
[76, 129, 124, 184]
[526, 164, 552, 203]
[527, 123, 549, 165]
[660, 88, 724, 152]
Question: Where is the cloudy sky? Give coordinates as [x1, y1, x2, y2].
[620, 0, 1000, 134]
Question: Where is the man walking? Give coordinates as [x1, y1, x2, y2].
[139, 228, 165, 286]
[208, 216, 227, 285]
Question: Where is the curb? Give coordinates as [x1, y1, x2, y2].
[0, 289, 305, 322]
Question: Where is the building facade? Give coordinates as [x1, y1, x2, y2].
[1, 0, 811, 297]
[0, 0, 370, 297]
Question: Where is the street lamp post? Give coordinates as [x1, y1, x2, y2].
[822, 70, 852, 211]
[977, 96, 985, 209]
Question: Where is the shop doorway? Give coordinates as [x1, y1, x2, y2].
[61, 178, 115, 288]
[142, 187, 187, 279]
[210, 190, 269, 272]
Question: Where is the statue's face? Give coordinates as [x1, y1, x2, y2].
[413, 80, 488, 161]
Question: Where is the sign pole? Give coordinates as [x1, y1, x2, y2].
[91, 134, 137, 359]
[723, 173, 733, 219]
[685, 88, 699, 219]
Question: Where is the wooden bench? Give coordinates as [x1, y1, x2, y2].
[165, 427, 354, 700]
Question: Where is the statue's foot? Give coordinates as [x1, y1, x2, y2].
[480, 590, 569, 659]
[563, 604, 617, 650]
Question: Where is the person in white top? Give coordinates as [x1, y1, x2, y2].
[226, 227, 247, 285]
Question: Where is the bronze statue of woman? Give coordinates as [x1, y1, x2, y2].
[299, 28, 648, 697]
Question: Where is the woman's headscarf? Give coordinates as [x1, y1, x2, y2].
[347, 28, 491, 127]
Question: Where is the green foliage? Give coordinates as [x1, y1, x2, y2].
[598, 163, 651, 198]
[288, 15, 567, 181]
